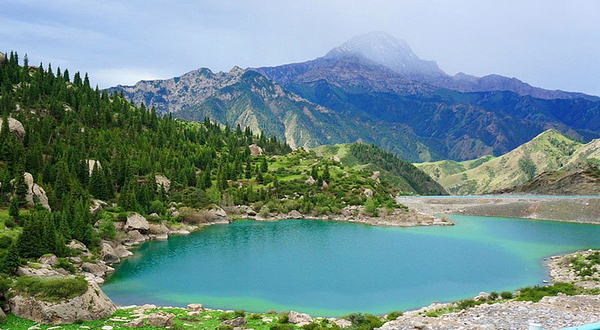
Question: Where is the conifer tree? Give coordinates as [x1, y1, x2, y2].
[89, 162, 108, 200]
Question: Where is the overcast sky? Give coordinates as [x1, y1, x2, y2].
[1, 0, 599, 95]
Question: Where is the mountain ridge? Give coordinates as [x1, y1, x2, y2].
[415, 129, 600, 195]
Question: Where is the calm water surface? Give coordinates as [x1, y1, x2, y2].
[102, 215, 600, 316]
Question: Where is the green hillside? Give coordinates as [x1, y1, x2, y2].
[0, 52, 445, 277]
[416, 130, 600, 195]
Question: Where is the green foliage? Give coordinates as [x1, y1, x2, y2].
[270, 324, 295, 330]
[500, 291, 513, 299]
[386, 311, 403, 321]
[98, 214, 117, 240]
[518, 156, 537, 181]
[517, 282, 578, 302]
[13, 276, 88, 302]
[344, 313, 384, 330]
[54, 258, 76, 273]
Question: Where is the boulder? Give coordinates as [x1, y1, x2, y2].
[86, 159, 102, 176]
[16, 266, 63, 278]
[124, 213, 150, 233]
[187, 303, 204, 312]
[221, 317, 247, 327]
[0, 308, 5, 324]
[101, 243, 120, 264]
[155, 174, 171, 192]
[249, 144, 263, 156]
[333, 318, 352, 328]
[9, 279, 116, 324]
[21, 172, 51, 211]
[171, 210, 180, 218]
[38, 255, 58, 267]
[124, 316, 146, 327]
[370, 171, 381, 183]
[81, 262, 108, 277]
[0, 117, 25, 139]
[364, 188, 374, 199]
[89, 199, 107, 214]
[67, 240, 88, 253]
[126, 230, 146, 245]
[305, 176, 316, 185]
[114, 245, 133, 259]
[149, 223, 168, 235]
[288, 311, 313, 326]
[146, 312, 174, 327]
[288, 210, 303, 219]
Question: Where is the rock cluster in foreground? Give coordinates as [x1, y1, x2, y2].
[377, 295, 600, 330]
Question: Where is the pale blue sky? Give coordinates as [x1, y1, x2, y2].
[1, 0, 599, 95]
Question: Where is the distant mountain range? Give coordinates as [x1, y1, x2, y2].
[109, 31, 600, 162]
[415, 129, 600, 194]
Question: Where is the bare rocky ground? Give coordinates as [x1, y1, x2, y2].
[377, 249, 600, 330]
[396, 195, 600, 224]
[377, 295, 600, 330]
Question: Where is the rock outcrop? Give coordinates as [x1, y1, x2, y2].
[288, 311, 313, 326]
[155, 174, 171, 192]
[124, 213, 150, 233]
[9, 280, 116, 324]
[23, 172, 51, 211]
[249, 144, 263, 156]
[101, 243, 120, 264]
[0, 117, 25, 139]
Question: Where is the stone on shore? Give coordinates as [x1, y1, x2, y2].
[101, 243, 120, 264]
[9, 280, 116, 324]
[146, 312, 175, 327]
[124, 213, 150, 233]
[288, 311, 313, 326]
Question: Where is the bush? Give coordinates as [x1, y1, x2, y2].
[3, 219, 16, 229]
[98, 215, 117, 240]
[344, 313, 384, 330]
[517, 282, 578, 302]
[500, 291, 513, 299]
[149, 200, 166, 215]
[0, 236, 13, 249]
[278, 311, 289, 323]
[117, 212, 129, 221]
[270, 324, 294, 330]
[14, 276, 88, 302]
[489, 291, 499, 300]
[386, 311, 403, 321]
[234, 310, 246, 317]
[53, 258, 76, 273]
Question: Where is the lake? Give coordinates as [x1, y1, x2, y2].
[102, 215, 600, 316]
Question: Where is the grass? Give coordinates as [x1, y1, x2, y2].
[1, 307, 304, 330]
[13, 276, 89, 302]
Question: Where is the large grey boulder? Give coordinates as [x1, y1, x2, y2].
[124, 213, 150, 233]
[221, 317, 247, 327]
[0, 117, 25, 139]
[155, 174, 171, 192]
[149, 223, 168, 235]
[101, 243, 120, 264]
[22, 172, 51, 211]
[146, 312, 175, 327]
[114, 244, 133, 258]
[9, 279, 116, 324]
[126, 230, 146, 245]
[288, 311, 313, 326]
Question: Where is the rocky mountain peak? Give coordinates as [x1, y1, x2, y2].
[325, 31, 445, 77]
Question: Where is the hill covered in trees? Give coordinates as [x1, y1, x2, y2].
[0, 51, 443, 277]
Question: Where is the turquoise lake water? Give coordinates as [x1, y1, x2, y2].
[102, 215, 600, 316]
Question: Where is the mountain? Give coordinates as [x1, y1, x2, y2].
[415, 130, 600, 194]
[255, 32, 600, 161]
[111, 32, 600, 162]
[494, 164, 600, 195]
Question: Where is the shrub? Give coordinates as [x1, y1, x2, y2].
[249, 313, 262, 320]
[234, 310, 246, 318]
[53, 258, 76, 273]
[489, 291, 499, 300]
[386, 311, 403, 321]
[500, 291, 513, 299]
[0, 236, 13, 249]
[219, 312, 234, 320]
[117, 212, 129, 221]
[3, 219, 16, 229]
[98, 216, 117, 240]
[345, 313, 384, 330]
[14, 276, 88, 302]
[270, 324, 294, 330]
[517, 282, 578, 302]
[278, 311, 289, 323]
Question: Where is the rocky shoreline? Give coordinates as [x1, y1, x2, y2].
[6, 205, 597, 327]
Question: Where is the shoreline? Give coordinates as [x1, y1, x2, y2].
[397, 195, 600, 225]
[9, 205, 599, 326]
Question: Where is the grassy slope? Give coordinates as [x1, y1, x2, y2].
[415, 130, 600, 195]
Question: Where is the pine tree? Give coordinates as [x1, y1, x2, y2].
[323, 163, 330, 182]
[13, 168, 28, 206]
[89, 162, 108, 200]
[261, 157, 268, 173]
[1, 242, 21, 274]
[245, 159, 252, 179]
[9, 198, 19, 220]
